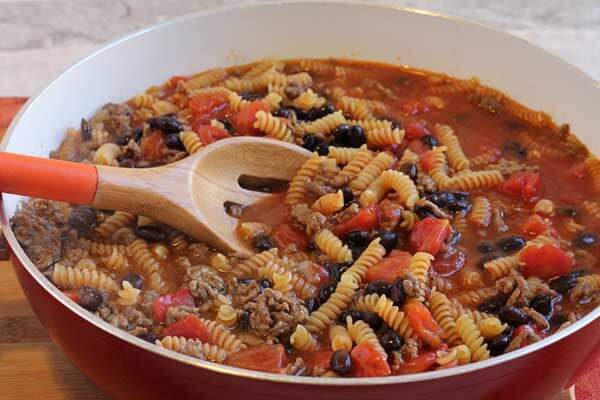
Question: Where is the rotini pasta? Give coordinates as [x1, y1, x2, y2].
[314, 229, 352, 263]
[455, 315, 490, 362]
[434, 124, 470, 171]
[311, 190, 344, 214]
[467, 196, 492, 228]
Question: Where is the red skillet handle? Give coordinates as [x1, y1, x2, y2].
[0, 152, 98, 204]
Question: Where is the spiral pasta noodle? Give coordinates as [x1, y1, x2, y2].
[300, 111, 346, 136]
[328, 146, 360, 165]
[95, 211, 135, 238]
[130, 93, 156, 108]
[342, 238, 386, 283]
[84, 241, 126, 257]
[366, 128, 404, 148]
[450, 299, 493, 324]
[400, 210, 418, 230]
[407, 252, 434, 285]
[372, 295, 413, 340]
[293, 89, 326, 110]
[290, 324, 318, 352]
[348, 119, 394, 136]
[349, 151, 395, 193]
[329, 324, 353, 351]
[286, 72, 313, 87]
[339, 145, 374, 178]
[305, 273, 359, 334]
[185, 68, 227, 91]
[224, 69, 276, 92]
[101, 246, 129, 271]
[243, 59, 282, 78]
[428, 146, 452, 190]
[128, 238, 168, 293]
[468, 196, 492, 228]
[199, 318, 247, 352]
[478, 317, 506, 339]
[52, 263, 118, 292]
[359, 175, 388, 208]
[354, 293, 380, 312]
[448, 170, 504, 191]
[116, 280, 141, 306]
[74, 258, 96, 271]
[454, 287, 499, 307]
[227, 91, 251, 112]
[434, 124, 470, 171]
[337, 96, 373, 120]
[457, 269, 485, 289]
[179, 130, 203, 154]
[314, 229, 352, 263]
[311, 190, 344, 214]
[346, 317, 387, 360]
[286, 153, 323, 204]
[233, 248, 279, 278]
[216, 304, 238, 327]
[455, 315, 490, 362]
[483, 255, 520, 280]
[382, 170, 419, 209]
[584, 156, 600, 193]
[93, 143, 121, 166]
[157, 336, 229, 363]
[429, 291, 461, 345]
[253, 111, 293, 142]
[452, 344, 472, 365]
[256, 260, 316, 299]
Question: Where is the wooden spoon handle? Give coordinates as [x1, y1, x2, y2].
[0, 152, 97, 204]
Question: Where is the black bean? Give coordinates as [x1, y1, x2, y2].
[69, 206, 96, 235]
[530, 295, 553, 316]
[390, 278, 406, 306]
[478, 295, 507, 314]
[476, 252, 504, 268]
[330, 350, 352, 375]
[219, 119, 233, 133]
[302, 134, 319, 152]
[294, 107, 309, 121]
[573, 232, 598, 248]
[447, 230, 462, 247]
[366, 280, 392, 297]
[328, 262, 351, 283]
[274, 107, 294, 119]
[121, 272, 144, 290]
[350, 245, 365, 260]
[240, 92, 262, 101]
[253, 235, 273, 252]
[319, 283, 336, 303]
[415, 205, 436, 220]
[334, 124, 350, 143]
[499, 306, 530, 327]
[119, 158, 135, 168]
[360, 311, 383, 329]
[420, 134, 439, 148]
[549, 313, 568, 329]
[238, 277, 253, 285]
[548, 271, 584, 295]
[399, 163, 418, 181]
[487, 327, 514, 356]
[389, 120, 402, 130]
[345, 230, 371, 247]
[341, 187, 354, 205]
[259, 279, 273, 290]
[165, 133, 186, 150]
[307, 104, 335, 121]
[78, 286, 103, 312]
[497, 235, 526, 253]
[132, 127, 143, 142]
[379, 330, 403, 353]
[338, 309, 362, 324]
[238, 310, 251, 329]
[347, 125, 367, 148]
[147, 115, 183, 134]
[477, 241, 497, 253]
[138, 332, 158, 343]
[376, 231, 399, 253]
[80, 118, 92, 141]
[135, 225, 166, 242]
[425, 191, 470, 213]
[316, 142, 330, 156]
[502, 140, 528, 159]
[305, 297, 320, 313]
[557, 207, 578, 217]
[114, 135, 131, 146]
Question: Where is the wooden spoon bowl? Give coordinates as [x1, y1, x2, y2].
[0, 137, 311, 255]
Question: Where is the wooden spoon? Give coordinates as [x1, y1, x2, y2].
[0, 137, 310, 255]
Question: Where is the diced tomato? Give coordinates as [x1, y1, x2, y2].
[410, 217, 451, 255]
[333, 205, 379, 237]
[378, 199, 403, 225]
[189, 92, 229, 125]
[420, 150, 436, 172]
[64, 290, 80, 303]
[231, 100, 270, 135]
[405, 121, 430, 140]
[432, 248, 466, 276]
[152, 288, 195, 323]
[350, 342, 391, 377]
[404, 301, 445, 349]
[194, 125, 230, 145]
[407, 139, 428, 155]
[303, 263, 330, 287]
[395, 351, 437, 374]
[272, 223, 309, 250]
[140, 131, 167, 162]
[226, 344, 287, 373]
[499, 172, 542, 203]
[520, 243, 573, 279]
[169, 75, 188, 86]
[521, 214, 551, 236]
[162, 315, 212, 342]
[365, 251, 412, 283]
[304, 350, 334, 373]
[568, 162, 587, 179]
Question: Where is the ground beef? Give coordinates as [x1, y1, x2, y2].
[185, 266, 226, 309]
[100, 103, 133, 137]
[378, 200, 403, 231]
[416, 171, 436, 193]
[186, 243, 211, 261]
[243, 288, 308, 339]
[290, 204, 327, 235]
[165, 305, 200, 325]
[138, 290, 159, 317]
[98, 301, 152, 331]
[403, 273, 427, 303]
[486, 158, 539, 178]
[229, 278, 261, 307]
[505, 324, 542, 353]
[11, 199, 72, 269]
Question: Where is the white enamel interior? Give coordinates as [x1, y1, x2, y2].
[1, 0, 599, 386]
